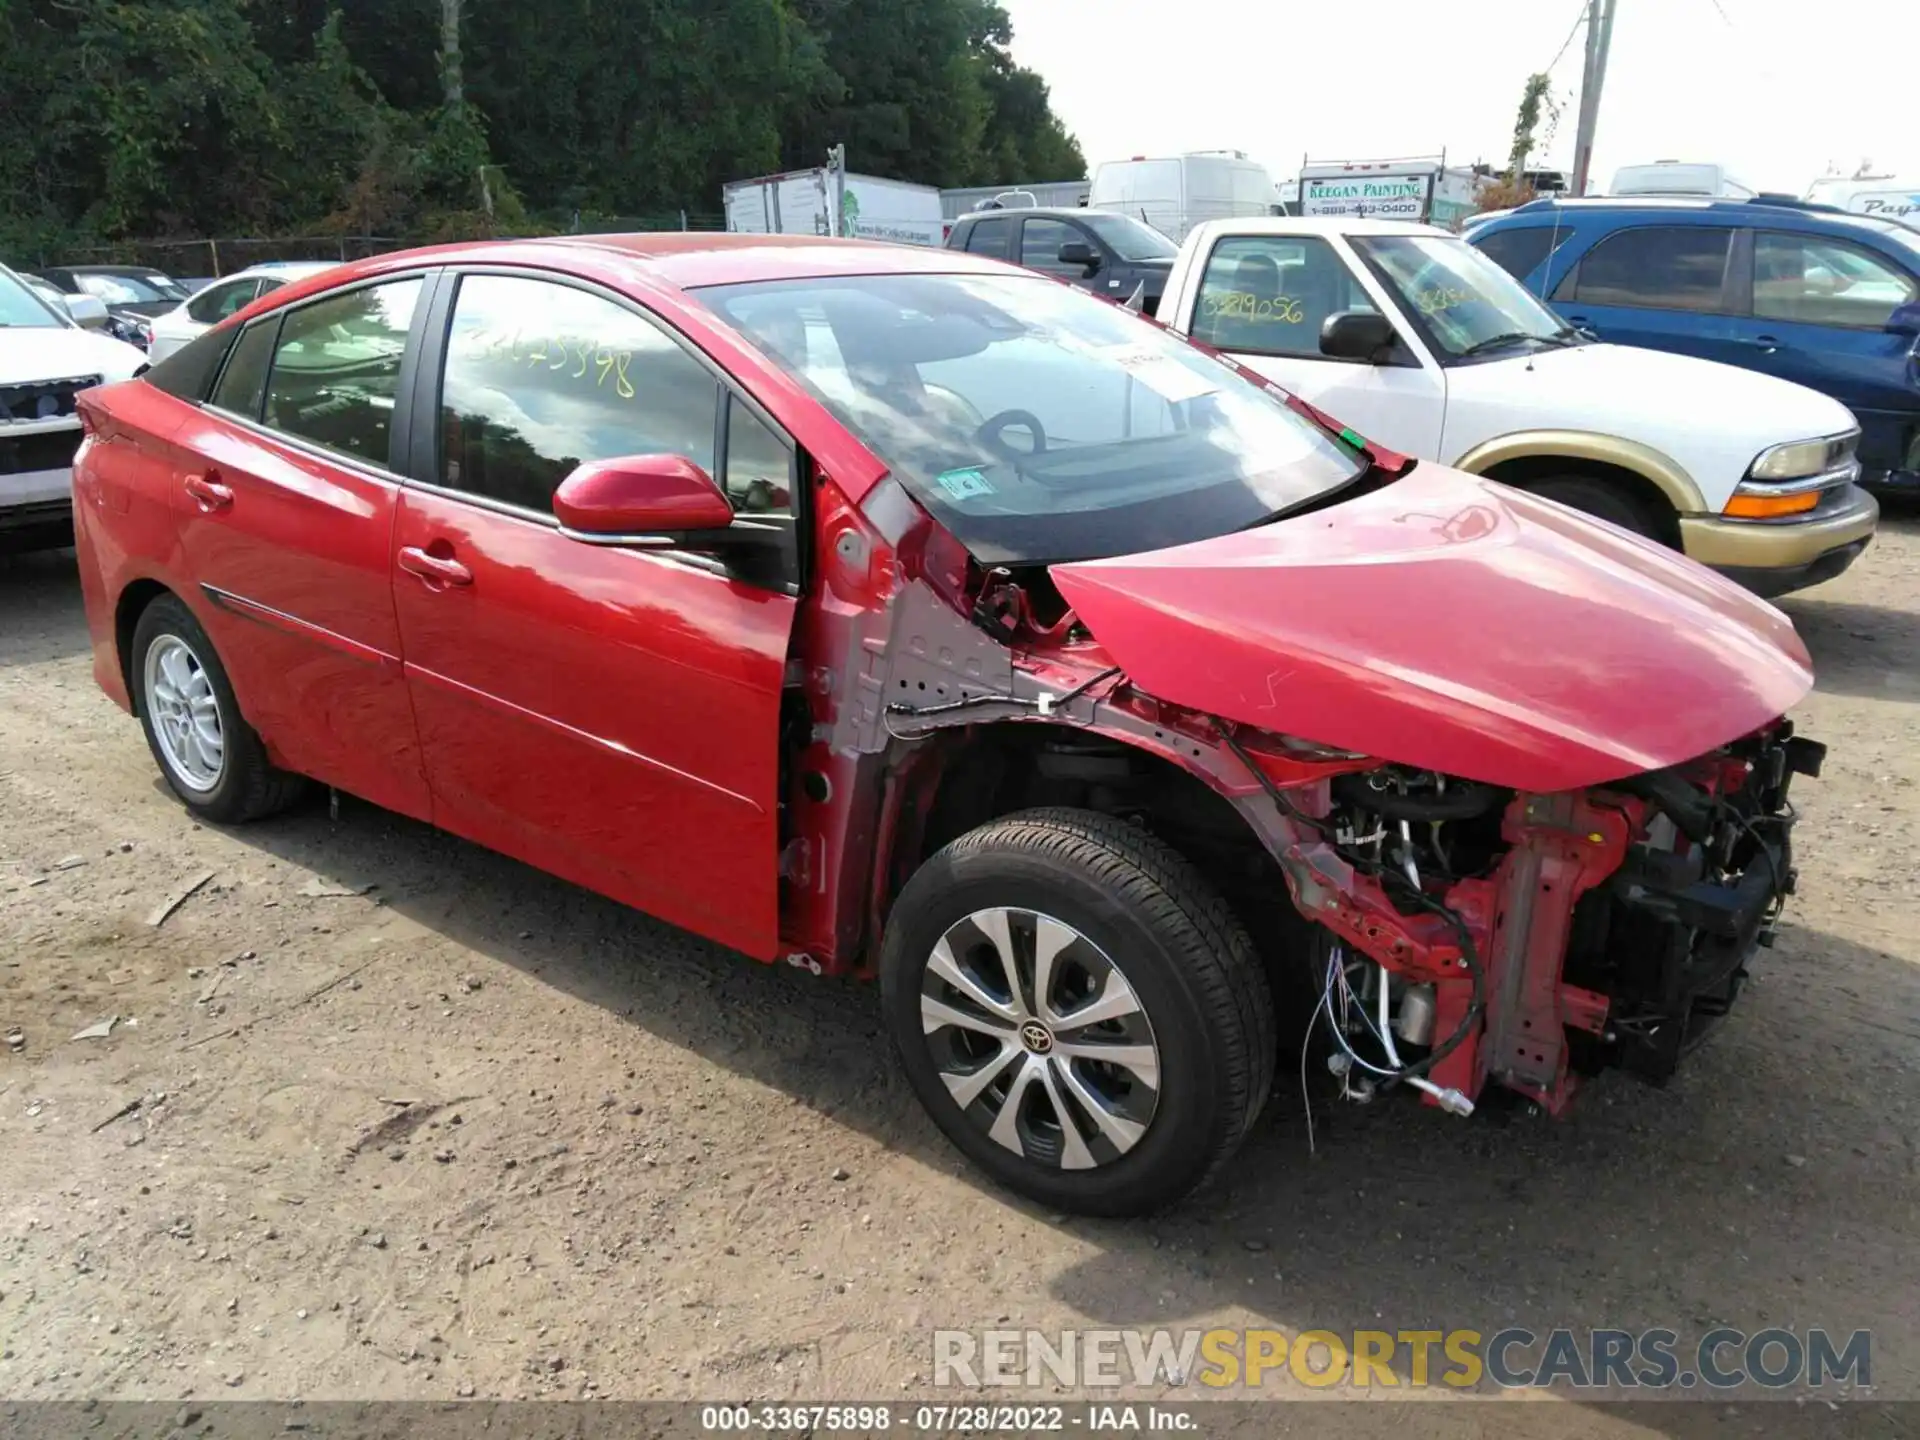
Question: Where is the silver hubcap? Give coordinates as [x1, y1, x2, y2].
[919, 907, 1161, 1171]
[143, 634, 224, 793]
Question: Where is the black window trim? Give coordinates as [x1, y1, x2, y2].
[192, 268, 442, 485]
[406, 264, 803, 595]
[1565, 223, 1742, 315]
[204, 312, 285, 424]
[1750, 227, 1920, 331]
[1191, 233, 1420, 369]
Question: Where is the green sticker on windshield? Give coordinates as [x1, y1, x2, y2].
[936, 467, 995, 500]
[1339, 427, 1368, 451]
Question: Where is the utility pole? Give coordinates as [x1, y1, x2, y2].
[440, 0, 464, 108]
[1569, 0, 1617, 197]
[825, 144, 847, 238]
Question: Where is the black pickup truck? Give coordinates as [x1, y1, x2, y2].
[944, 206, 1176, 316]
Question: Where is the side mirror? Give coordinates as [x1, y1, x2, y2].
[552, 455, 734, 544]
[63, 294, 111, 329]
[1058, 240, 1100, 272]
[1885, 301, 1920, 337]
[1319, 309, 1398, 363]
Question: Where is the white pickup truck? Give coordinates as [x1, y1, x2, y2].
[1153, 217, 1878, 596]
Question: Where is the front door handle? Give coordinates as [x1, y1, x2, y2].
[397, 545, 473, 588]
[183, 472, 233, 512]
[1752, 334, 1781, 354]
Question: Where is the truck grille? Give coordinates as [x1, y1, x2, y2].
[0, 374, 99, 425]
[0, 427, 83, 477]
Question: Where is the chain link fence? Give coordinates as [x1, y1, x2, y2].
[48, 235, 410, 281]
[44, 213, 734, 281]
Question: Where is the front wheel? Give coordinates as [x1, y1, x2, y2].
[1527, 474, 1665, 542]
[880, 809, 1275, 1216]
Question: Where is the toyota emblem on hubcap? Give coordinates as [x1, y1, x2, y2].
[1019, 1019, 1055, 1054]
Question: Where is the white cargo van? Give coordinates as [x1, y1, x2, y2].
[1608, 161, 1756, 199]
[1803, 175, 1920, 229]
[1087, 152, 1276, 243]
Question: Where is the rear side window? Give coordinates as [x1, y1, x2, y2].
[186, 278, 261, 325]
[1473, 226, 1573, 284]
[1189, 235, 1375, 357]
[964, 217, 1014, 259]
[142, 327, 235, 402]
[1565, 226, 1735, 312]
[262, 278, 420, 467]
[437, 274, 722, 515]
[208, 319, 278, 419]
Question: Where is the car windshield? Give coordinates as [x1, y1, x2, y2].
[0, 268, 66, 328]
[1078, 213, 1179, 262]
[1352, 234, 1572, 358]
[77, 271, 187, 304]
[696, 272, 1365, 566]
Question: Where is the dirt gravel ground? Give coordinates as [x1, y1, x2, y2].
[2, 512, 1917, 1431]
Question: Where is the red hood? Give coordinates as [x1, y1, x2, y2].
[1051, 467, 1813, 793]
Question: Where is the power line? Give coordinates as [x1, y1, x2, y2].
[1704, 0, 1734, 24]
[1545, 0, 1588, 72]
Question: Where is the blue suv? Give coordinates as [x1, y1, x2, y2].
[1470, 197, 1920, 494]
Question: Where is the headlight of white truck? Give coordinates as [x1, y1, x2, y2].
[1727, 431, 1860, 518]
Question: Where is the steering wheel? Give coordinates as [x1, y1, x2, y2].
[976, 408, 1049, 461]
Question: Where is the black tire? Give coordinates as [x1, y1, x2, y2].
[880, 808, 1276, 1216]
[130, 593, 308, 824]
[1527, 474, 1664, 542]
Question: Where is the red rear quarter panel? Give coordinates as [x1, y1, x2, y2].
[72, 381, 200, 711]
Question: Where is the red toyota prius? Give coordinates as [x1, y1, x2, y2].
[73, 235, 1820, 1215]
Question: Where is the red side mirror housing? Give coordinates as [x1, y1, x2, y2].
[552, 455, 734, 539]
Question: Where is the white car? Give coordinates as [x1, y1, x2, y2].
[0, 263, 147, 549]
[1156, 217, 1878, 596]
[145, 261, 336, 362]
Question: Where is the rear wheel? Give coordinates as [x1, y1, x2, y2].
[1526, 474, 1664, 542]
[131, 594, 307, 823]
[880, 808, 1275, 1216]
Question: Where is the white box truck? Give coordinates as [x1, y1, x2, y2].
[722, 167, 946, 247]
[1298, 156, 1481, 229]
[1087, 152, 1278, 243]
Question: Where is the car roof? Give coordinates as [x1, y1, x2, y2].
[257, 234, 1012, 302]
[1492, 195, 1911, 240]
[958, 207, 1099, 221]
[45, 263, 177, 278]
[229, 261, 338, 280]
[1191, 217, 1449, 239]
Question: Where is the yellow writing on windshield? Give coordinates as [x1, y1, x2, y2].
[456, 326, 637, 400]
[1412, 285, 1474, 317]
[1201, 290, 1305, 324]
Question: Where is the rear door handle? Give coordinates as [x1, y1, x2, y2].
[183, 472, 233, 512]
[1752, 334, 1781, 353]
[397, 545, 473, 588]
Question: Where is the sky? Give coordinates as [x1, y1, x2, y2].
[998, 0, 1920, 194]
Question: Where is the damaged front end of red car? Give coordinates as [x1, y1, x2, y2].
[1229, 731, 1820, 1115]
[1029, 466, 1824, 1115]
